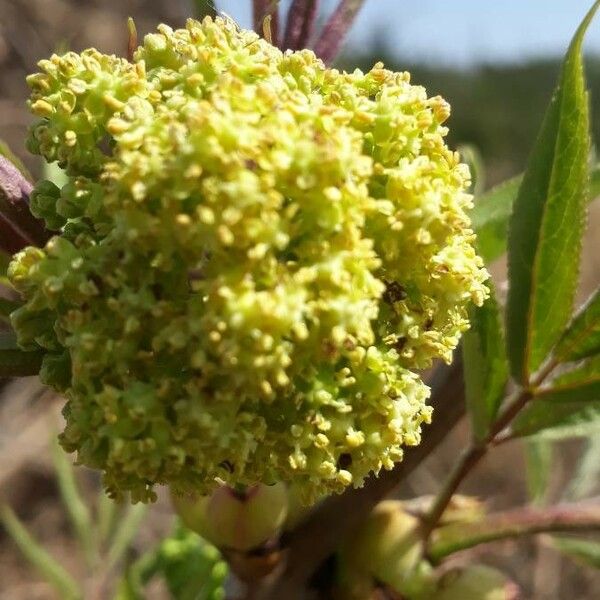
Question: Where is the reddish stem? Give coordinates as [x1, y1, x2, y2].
[312, 0, 366, 63]
[253, 1, 280, 46]
[0, 156, 49, 248]
[283, 0, 320, 50]
[429, 499, 600, 562]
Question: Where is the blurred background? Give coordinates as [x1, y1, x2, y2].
[0, 1, 599, 598]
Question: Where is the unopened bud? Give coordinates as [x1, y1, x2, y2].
[339, 500, 430, 598]
[171, 482, 288, 551]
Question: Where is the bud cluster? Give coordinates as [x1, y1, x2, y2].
[9, 17, 487, 502]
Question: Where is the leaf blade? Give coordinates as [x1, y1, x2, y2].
[553, 536, 600, 570]
[463, 283, 509, 440]
[512, 357, 600, 439]
[472, 164, 600, 265]
[555, 287, 600, 362]
[506, 2, 598, 383]
[0, 504, 82, 599]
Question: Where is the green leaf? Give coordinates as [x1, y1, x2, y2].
[553, 536, 600, 569]
[52, 440, 97, 568]
[106, 503, 147, 571]
[458, 144, 486, 196]
[555, 287, 600, 362]
[525, 439, 553, 505]
[566, 435, 600, 500]
[472, 164, 600, 265]
[506, 2, 598, 384]
[512, 357, 600, 439]
[0, 332, 43, 377]
[471, 174, 521, 263]
[113, 549, 161, 600]
[462, 283, 509, 440]
[0, 504, 82, 599]
[536, 356, 600, 402]
[97, 490, 119, 548]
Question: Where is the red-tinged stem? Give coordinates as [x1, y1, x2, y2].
[429, 499, 600, 562]
[0, 156, 49, 248]
[283, 0, 319, 50]
[420, 358, 559, 545]
[312, 0, 366, 64]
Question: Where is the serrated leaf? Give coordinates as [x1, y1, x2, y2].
[0, 332, 43, 377]
[512, 357, 600, 438]
[463, 283, 509, 440]
[553, 536, 600, 569]
[471, 164, 600, 265]
[506, 2, 598, 384]
[536, 356, 600, 402]
[0, 504, 82, 599]
[555, 287, 600, 362]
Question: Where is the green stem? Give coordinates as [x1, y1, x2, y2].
[429, 500, 600, 562]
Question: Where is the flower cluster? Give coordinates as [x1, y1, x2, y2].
[10, 17, 488, 502]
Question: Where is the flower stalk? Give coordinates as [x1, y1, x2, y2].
[283, 0, 320, 50]
[313, 0, 367, 63]
[429, 500, 600, 562]
[421, 358, 560, 547]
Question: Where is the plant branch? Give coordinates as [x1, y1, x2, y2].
[0, 216, 30, 254]
[429, 499, 600, 562]
[421, 358, 559, 543]
[258, 354, 467, 599]
[0, 156, 49, 248]
[312, 0, 366, 64]
[283, 0, 319, 50]
[253, 1, 280, 46]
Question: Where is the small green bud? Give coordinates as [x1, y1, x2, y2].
[29, 180, 65, 231]
[171, 482, 288, 551]
[338, 500, 430, 597]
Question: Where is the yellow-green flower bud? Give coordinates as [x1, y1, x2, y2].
[11, 16, 488, 503]
[171, 483, 288, 551]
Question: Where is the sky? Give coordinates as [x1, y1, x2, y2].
[215, 0, 600, 66]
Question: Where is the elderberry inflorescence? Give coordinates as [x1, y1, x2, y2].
[9, 17, 488, 503]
